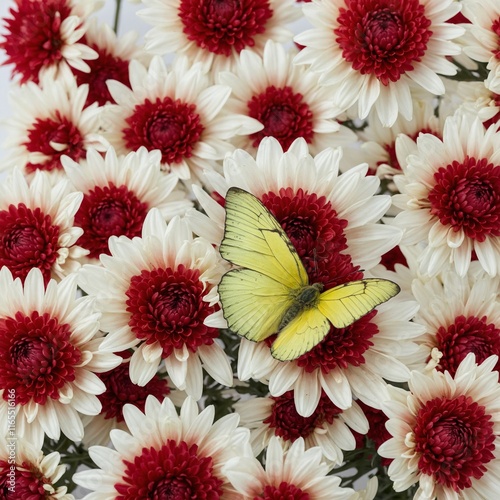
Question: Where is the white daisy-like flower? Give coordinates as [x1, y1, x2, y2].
[234, 391, 368, 466]
[62, 147, 192, 262]
[223, 436, 357, 499]
[379, 353, 500, 499]
[0, 0, 101, 83]
[73, 396, 252, 499]
[0, 169, 87, 284]
[412, 263, 500, 375]
[0, 267, 121, 449]
[3, 68, 107, 178]
[77, 209, 232, 399]
[104, 55, 262, 181]
[71, 17, 150, 107]
[294, 0, 464, 127]
[461, 0, 500, 93]
[392, 113, 500, 277]
[219, 40, 356, 154]
[138, 0, 300, 73]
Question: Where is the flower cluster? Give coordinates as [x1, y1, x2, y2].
[1, 1, 500, 499]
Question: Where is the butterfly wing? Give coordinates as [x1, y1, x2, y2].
[317, 278, 400, 329]
[270, 307, 331, 361]
[218, 268, 296, 341]
[219, 187, 308, 289]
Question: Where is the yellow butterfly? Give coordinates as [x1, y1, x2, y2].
[218, 187, 400, 361]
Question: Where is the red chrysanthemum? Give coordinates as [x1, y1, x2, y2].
[122, 97, 204, 166]
[74, 184, 149, 259]
[264, 390, 343, 442]
[0, 311, 81, 406]
[334, 0, 432, 85]
[414, 395, 495, 491]
[178, 0, 273, 56]
[0, 0, 75, 83]
[125, 265, 219, 358]
[0, 203, 60, 285]
[259, 483, 310, 500]
[428, 156, 500, 242]
[247, 86, 314, 150]
[24, 112, 86, 173]
[0, 459, 53, 498]
[434, 315, 500, 377]
[492, 19, 500, 62]
[115, 440, 223, 499]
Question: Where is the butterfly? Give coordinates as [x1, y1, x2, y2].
[218, 187, 400, 361]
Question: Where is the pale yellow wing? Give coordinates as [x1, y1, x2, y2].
[219, 187, 308, 289]
[270, 307, 331, 361]
[317, 278, 400, 329]
[218, 269, 296, 341]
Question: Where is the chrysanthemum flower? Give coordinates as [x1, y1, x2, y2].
[3, 68, 107, 177]
[73, 396, 252, 498]
[224, 436, 358, 499]
[461, 0, 500, 93]
[294, 0, 464, 126]
[219, 40, 356, 154]
[78, 210, 232, 399]
[392, 113, 500, 277]
[138, 0, 300, 73]
[234, 390, 368, 466]
[62, 147, 192, 261]
[104, 56, 262, 181]
[379, 353, 500, 499]
[71, 18, 149, 107]
[0, 169, 86, 284]
[0, 267, 121, 449]
[0, 0, 100, 83]
[0, 435, 72, 499]
[412, 263, 500, 375]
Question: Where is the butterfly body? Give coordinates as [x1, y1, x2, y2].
[218, 187, 400, 361]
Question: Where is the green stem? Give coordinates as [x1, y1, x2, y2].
[113, 0, 123, 34]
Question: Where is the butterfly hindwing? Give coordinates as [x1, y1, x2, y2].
[270, 307, 331, 361]
[317, 278, 400, 329]
[220, 187, 308, 290]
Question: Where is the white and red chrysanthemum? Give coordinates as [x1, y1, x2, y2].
[73, 396, 252, 498]
[77, 210, 232, 399]
[0, 435, 72, 499]
[138, 0, 300, 73]
[294, 0, 464, 127]
[62, 147, 192, 261]
[0, 0, 100, 84]
[392, 113, 500, 277]
[104, 56, 262, 181]
[379, 354, 500, 499]
[3, 68, 107, 177]
[219, 40, 356, 155]
[0, 169, 86, 284]
[0, 267, 121, 449]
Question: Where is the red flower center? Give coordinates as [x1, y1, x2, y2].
[0, 311, 80, 406]
[0, 460, 53, 497]
[264, 390, 342, 441]
[256, 483, 310, 500]
[492, 18, 500, 61]
[98, 357, 170, 423]
[379, 245, 407, 271]
[24, 112, 86, 173]
[414, 395, 495, 491]
[73, 38, 131, 107]
[178, 0, 273, 57]
[247, 86, 314, 151]
[115, 440, 223, 499]
[334, 0, 432, 85]
[125, 265, 219, 357]
[428, 156, 500, 242]
[123, 97, 204, 166]
[75, 184, 149, 259]
[434, 315, 500, 377]
[0, 0, 74, 83]
[0, 203, 60, 285]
